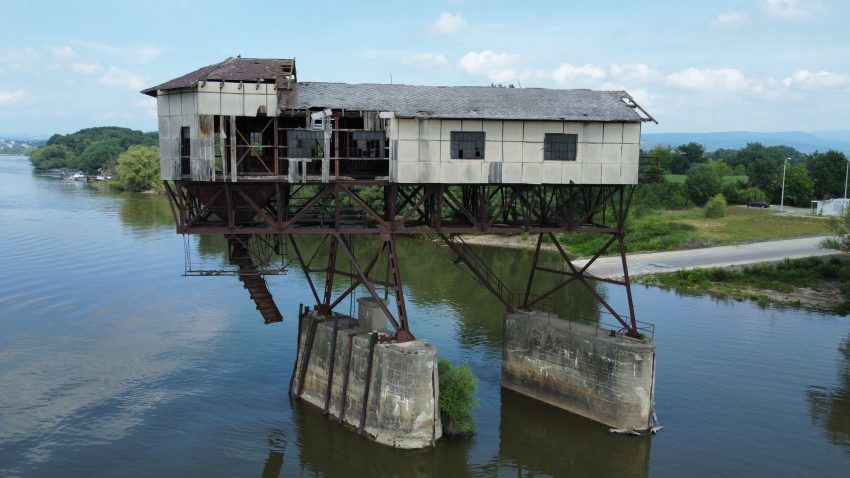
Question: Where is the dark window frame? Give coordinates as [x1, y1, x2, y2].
[450, 131, 485, 160]
[180, 126, 190, 175]
[544, 133, 578, 161]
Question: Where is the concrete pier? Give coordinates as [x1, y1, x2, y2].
[292, 310, 441, 448]
[502, 310, 656, 431]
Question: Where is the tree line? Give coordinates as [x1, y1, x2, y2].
[641, 142, 848, 209]
[29, 127, 161, 192]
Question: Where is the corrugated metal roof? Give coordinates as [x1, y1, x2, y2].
[281, 82, 644, 122]
[142, 57, 294, 96]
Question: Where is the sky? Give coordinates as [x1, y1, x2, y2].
[0, 0, 848, 137]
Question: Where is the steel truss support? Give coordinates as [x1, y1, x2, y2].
[166, 181, 643, 339]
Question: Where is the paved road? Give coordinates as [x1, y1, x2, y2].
[573, 235, 837, 279]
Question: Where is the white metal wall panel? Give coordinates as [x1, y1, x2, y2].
[522, 163, 542, 184]
[485, 141, 503, 162]
[601, 163, 621, 184]
[602, 123, 623, 143]
[482, 120, 502, 141]
[501, 162, 522, 183]
[562, 163, 581, 183]
[542, 162, 562, 184]
[583, 122, 604, 143]
[623, 123, 641, 144]
[461, 119, 483, 132]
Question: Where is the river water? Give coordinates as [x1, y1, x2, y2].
[1, 155, 849, 477]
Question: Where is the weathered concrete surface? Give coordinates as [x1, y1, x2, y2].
[502, 310, 656, 431]
[293, 311, 441, 448]
[357, 297, 389, 332]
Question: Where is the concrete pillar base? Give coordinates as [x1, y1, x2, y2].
[293, 311, 441, 449]
[502, 310, 656, 432]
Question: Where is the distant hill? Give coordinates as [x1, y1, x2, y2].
[641, 130, 850, 154]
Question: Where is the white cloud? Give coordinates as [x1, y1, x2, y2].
[458, 50, 527, 83]
[782, 69, 850, 89]
[760, 0, 823, 18]
[551, 63, 606, 85]
[609, 63, 660, 83]
[665, 67, 751, 92]
[715, 11, 752, 26]
[0, 89, 26, 104]
[51, 46, 76, 60]
[129, 43, 162, 64]
[400, 52, 448, 68]
[430, 12, 467, 34]
[99, 67, 147, 91]
[72, 62, 101, 75]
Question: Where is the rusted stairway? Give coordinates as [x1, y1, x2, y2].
[228, 237, 283, 324]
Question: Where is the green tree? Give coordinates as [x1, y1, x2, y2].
[707, 159, 733, 177]
[809, 150, 848, 200]
[438, 358, 478, 436]
[670, 142, 705, 174]
[685, 163, 722, 206]
[644, 145, 674, 174]
[29, 144, 76, 170]
[781, 164, 814, 207]
[704, 193, 727, 218]
[116, 145, 161, 192]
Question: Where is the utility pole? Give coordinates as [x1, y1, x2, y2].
[780, 157, 788, 213]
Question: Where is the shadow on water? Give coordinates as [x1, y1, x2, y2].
[494, 389, 650, 477]
[808, 332, 850, 453]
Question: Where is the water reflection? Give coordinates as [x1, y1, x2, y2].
[495, 389, 650, 477]
[808, 333, 850, 453]
[118, 193, 174, 233]
[289, 400, 471, 478]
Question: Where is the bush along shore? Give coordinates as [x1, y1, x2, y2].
[636, 255, 850, 315]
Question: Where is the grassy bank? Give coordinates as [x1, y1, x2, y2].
[562, 206, 832, 256]
[636, 255, 850, 315]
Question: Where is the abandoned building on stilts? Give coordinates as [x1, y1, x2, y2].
[142, 57, 659, 448]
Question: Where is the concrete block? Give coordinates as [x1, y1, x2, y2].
[461, 119, 483, 132]
[197, 92, 220, 116]
[420, 162, 440, 183]
[168, 94, 181, 116]
[181, 93, 196, 116]
[502, 142, 522, 162]
[602, 163, 621, 184]
[522, 163, 542, 184]
[522, 142, 543, 163]
[582, 143, 603, 164]
[503, 121, 524, 142]
[485, 141, 503, 162]
[266, 93, 279, 116]
[603, 123, 624, 144]
[562, 163, 581, 183]
[542, 162, 563, 184]
[357, 297, 389, 331]
[523, 121, 545, 142]
[419, 140, 441, 163]
[440, 162, 461, 183]
[220, 92, 244, 116]
[243, 93, 265, 117]
[398, 119, 418, 141]
[397, 162, 420, 183]
[583, 122, 604, 143]
[543, 121, 564, 134]
[419, 119, 441, 141]
[602, 143, 622, 164]
[483, 120, 503, 141]
[460, 161, 482, 183]
[439, 140, 450, 162]
[621, 163, 639, 184]
[501, 162, 522, 183]
[440, 120, 462, 140]
[502, 311, 656, 431]
[157, 94, 170, 117]
[293, 313, 441, 449]
[581, 163, 602, 183]
[622, 143, 640, 164]
[623, 123, 641, 144]
[220, 81, 242, 94]
[397, 140, 419, 162]
[564, 121, 582, 136]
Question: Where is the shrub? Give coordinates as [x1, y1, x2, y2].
[685, 163, 723, 206]
[438, 358, 478, 436]
[738, 186, 767, 204]
[704, 194, 727, 218]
